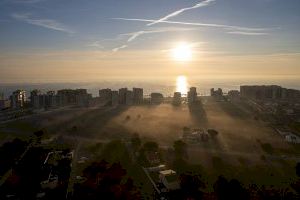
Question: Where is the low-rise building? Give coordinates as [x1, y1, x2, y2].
[183, 128, 212, 143]
[145, 151, 160, 165]
[173, 92, 182, 105]
[285, 134, 300, 143]
[275, 128, 300, 143]
[151, 93, 164, 104]
[228, 90, 240, 98]
[211, 88, 223, 97]
[159, 170, 180, 191]
[147, 164, 166, 172]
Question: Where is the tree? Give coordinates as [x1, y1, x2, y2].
[172, 158, 188, 173]
[33, 130, 44, 138]
[143, 141, 158, 152]
[75, 161, 141, 200]
[213, 176, 229, 200]
[33, 130, 44, 144]
[131, 133, 141, 151]
[180, 174, 205, 200]
[183, 126, 190, 132]
[173, 140, 187, 158]
[213, 176, 248, 200]
[296, 162, 300, 177]
[208, 129, 218, 137]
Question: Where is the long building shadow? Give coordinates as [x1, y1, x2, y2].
[46, 105, 130, 139]
[215, 98, 249, 120]
[71, 105, 130, 137]
[188, 99, 208, 128]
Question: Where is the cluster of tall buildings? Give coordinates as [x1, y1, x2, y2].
[210, 88, 223, 97]
[31, 89, 92, 108]
[99, 88, 143, 106]
[0, 90, 27, 110]
[172, 87, 198, 106]
[240, 85, 300, 101]
[99, 86, 199, 106]
[0, 86, 202, 111]
[0, 89, 93, 110]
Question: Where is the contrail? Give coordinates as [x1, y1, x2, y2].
[112, 45, 127, 52]
[12, 13, 74, 33]
[113, 18, 269, 32]
[113, 27, 197, 52]
[147, 0, 216, 26]
[110, 0, 216, 52]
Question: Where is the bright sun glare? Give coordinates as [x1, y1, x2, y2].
[172, 42, 192, 62]
[176, 75, 188, 95]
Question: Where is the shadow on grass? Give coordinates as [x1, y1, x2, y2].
[216, 99, 249, 120]
[188, 100, 208, 128]
[68, 105, 130, 138]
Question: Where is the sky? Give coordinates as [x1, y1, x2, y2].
[0, 0, 300, 83]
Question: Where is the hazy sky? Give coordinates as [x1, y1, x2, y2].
[0, 0, 299, 83]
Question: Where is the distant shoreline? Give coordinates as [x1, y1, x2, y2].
[1, 79, 300, 98]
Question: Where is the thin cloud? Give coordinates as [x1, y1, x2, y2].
[12, 0, 46, 3]
[0, 0, 46, 5]
[11, 13, 74, 34]
[112, 27, 197, 52]
[113, 18, 269, 32]
[122, 27, 197, 42]
[227, 31, 269, 36]
[147, 0, 216, 26]
[127, 31, 146, 42]
[112, 45, 128, 52]
[87, 41, 104, 48]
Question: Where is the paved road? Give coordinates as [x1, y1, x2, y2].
[66, 139, 81, 199]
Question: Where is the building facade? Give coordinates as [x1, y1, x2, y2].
[151, 93, 164, 104]
[173, 92, 182, 105]
[99, 89, 112, 104]
[118, 88, 128, 104]
[10, 90, 26, 109]
[240, 85, 300, 101]
[187, 87, 197, 103]
[133, 88, 143, 104]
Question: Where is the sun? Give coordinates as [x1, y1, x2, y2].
[171, 42, 192, 62]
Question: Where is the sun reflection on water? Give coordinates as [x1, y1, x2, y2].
[176, 75, 188, 96]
